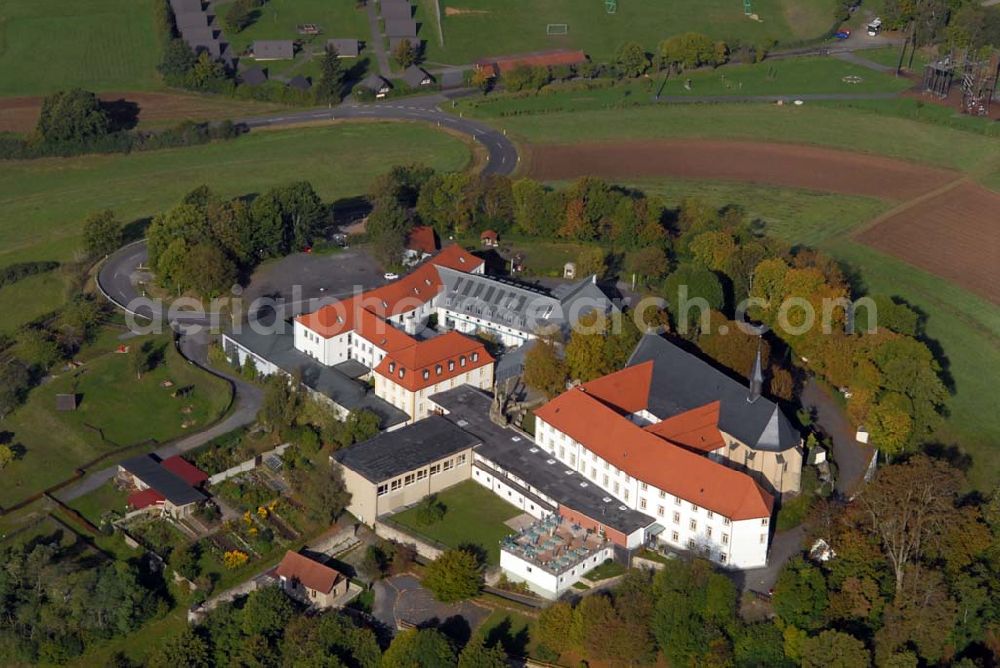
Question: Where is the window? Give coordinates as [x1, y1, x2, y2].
[640, 482, 648, 492]
[671, 531, 679, 542]
[707, 510, 714, 519]
[659, 490, 666, 499]
[443, 459, 453, 471]
[377, 484, 388, 496]
[623, 489, 629, 501]
[691, 503, 699, 512]
[404, 473, 415, 486]
[603, 474, 609, 487]
[689, 519, 697, 531]
[706, 527, 713, 538]
[719, 553, 727, 564]
[472, 352, 479, 362]
[390, 479, 401, 491]
[674, 496, 681, 506]
[457, 454, 467, 465]
[430, 464, 441, 475]
[723, 517, 731, 526]
[760, 534, 767, 544]
[761, 518, 769, 527]
[722, 533, 729, 545]
[388, 362, 396, 373]
[688, 539, 696, 549]
[422, 370, 430, 380]
[448, 360, 455, 371]
[639, 498, 647, 510]
[435, 364, 442, 376]
[672, 512, 680, 524]
[657, 506, 665, 518]
[416, 469, 427, 481]
[460, 356, 467, 367]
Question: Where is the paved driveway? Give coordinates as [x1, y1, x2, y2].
[373, 574, 491, 637]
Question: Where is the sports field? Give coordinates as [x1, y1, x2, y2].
[419, 0, 840, 65]
[0, 0, 161, 96]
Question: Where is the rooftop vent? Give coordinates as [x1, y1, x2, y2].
[546, 459, 556, 465]
[603, 497, 612, 503]
[511, 436, 521, 442]
[579, 482, 588, 488]
[529, 447, 538, 453]
[564, 470, 574, 475]
[619, 505, 627, 511]
[457, 419, 469, 427]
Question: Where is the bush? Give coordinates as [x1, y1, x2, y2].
[414, 495, 446, 526]
[0, 261, 60, 289]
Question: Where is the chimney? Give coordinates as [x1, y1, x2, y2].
[748, 338, 764, 403]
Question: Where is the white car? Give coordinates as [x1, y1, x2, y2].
[383, 272, 399, 281]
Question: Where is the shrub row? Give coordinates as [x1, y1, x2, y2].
[0, 261, 60, 289]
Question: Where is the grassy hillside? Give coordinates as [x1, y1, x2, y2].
[0, 0, 161, 96]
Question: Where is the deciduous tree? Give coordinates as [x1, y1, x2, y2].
[423, 548, 482, 602]
[383, 628, 456, 668]
[82, 209, 123, 257]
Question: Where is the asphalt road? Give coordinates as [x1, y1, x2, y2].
[236, 93, 519, 176]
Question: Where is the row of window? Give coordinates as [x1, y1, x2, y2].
[388, 352, 480, 380]
[375, 454, 468, 496]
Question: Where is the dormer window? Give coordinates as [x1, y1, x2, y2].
[459, 257, 466, 263]
[471, 352, 479, 362]
[435, 364, 442, 375]
[460, 356, 466, 367]
[381, 300, 388, 309]
[388, 362, 396, 373]
[424, 279, 432, 286]
[448, 360, 455, 371]
[398, 369, 405, 379]
[422, 370, 430, 380]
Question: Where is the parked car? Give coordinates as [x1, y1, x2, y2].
[384, 272, 399, 280]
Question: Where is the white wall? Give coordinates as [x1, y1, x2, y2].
[500, 546, 614, 600]
[471, 466, 552, 519]
[535, 416, 769, 569]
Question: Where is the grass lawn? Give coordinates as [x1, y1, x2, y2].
[476, 607, 537, 658]
[0, 123, 470, 268]
[482, 103, 998, 172]
[0, 329, 232, 509]
[0, 0, 161, 96]
[859, 45, 930, 71]
[582, 558, 626, 581]
[390, 480, 521, 565]
[0, 270, 68, 335]
[215, 0, 370, 79]
[67, 481, 130, 526]
[421, 0, 840, 66]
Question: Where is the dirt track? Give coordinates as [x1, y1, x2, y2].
[525, 139, 958, 199]
[0, 91, 285, 133]
[526, 139, 1000, 304]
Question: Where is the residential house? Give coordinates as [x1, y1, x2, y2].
[402, 65, 433, 88]
[118, 454, 208, 518]
[274, 551, 349, 608]
[253, 40, 295, 60]
[327, 38, 360, 57]
[480, 230, 499, 247]
[360, 74, 392, 98]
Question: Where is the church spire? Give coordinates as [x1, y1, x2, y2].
[748, 338, 764, 403]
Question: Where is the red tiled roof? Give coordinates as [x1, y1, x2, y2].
[643, 402, 726, 454]
[128, 489, 165, 509]
[534, 388, 772, 520]
[406, 225, 438, 254]
[481, 230, 498, 240]
[478, 49, 587, 74]
[161, 456, 208, 487]
[274, 550, 343, 594]
[578, 362, 653, 415]
[374, 331, 493, 392]
[295, 245, 482, 339]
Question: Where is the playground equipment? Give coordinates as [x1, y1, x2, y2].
[923, 52, 999, 116]
[606, 0, 617, 14]
[744, 0, 752, 15]
[546, 23, 568, 35]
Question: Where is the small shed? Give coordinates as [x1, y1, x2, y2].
[855, 426, 870, 444]
[381, 0, 413, 20]
[326, 38, 360, 57]
[563, 262, 577, 279]
[402, 64, 433, 88]
[170, 0, 203, 14]
[55, 393, 78, 412]
[360, 74, 392, 98]
[384, 17, 418, 38]
[240, 66, 268, 86]
[480, 230, 499, 247]
[174, 11, 210, 31]
[252, 40, 295, 60]
[287, 75, 312, 92]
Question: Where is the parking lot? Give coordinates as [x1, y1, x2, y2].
[241, 248, 386, 321]
[373, 574, 491, 637]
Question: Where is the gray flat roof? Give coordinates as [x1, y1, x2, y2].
[326, 38, 360, 57]
[333, 415, 480, 483]
[174, 10, 210, 30]
[384, 17, 417, 37]
[170, 0, 203, 14]
[253, 40, 295, 59]
[224, 326, 408, 429]
[430, 386, 653, 536]
[381, 0, 412, 20]
[120, 454, 207, 506]
[402, 65, 432, 88]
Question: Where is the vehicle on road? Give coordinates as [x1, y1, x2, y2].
[834, 28, 851, 39]
[867, 18, 882, 37]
